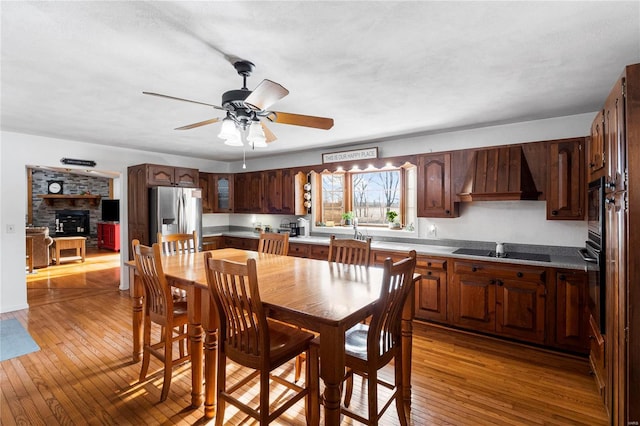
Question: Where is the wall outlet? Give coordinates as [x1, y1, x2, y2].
[6, 224, 15, 233]
[428, 224, 437, 238]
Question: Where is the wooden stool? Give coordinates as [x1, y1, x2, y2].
[52, 237, 86, 264]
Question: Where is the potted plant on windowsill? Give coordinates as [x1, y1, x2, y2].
[342, 211, 354, 226]
[386, 210, 401, 229]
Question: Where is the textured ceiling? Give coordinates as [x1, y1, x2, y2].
[2, 1, 639, 162]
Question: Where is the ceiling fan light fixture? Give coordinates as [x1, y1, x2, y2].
[223, 133, 244, 147]
[218, 118, 238, 140]
[247, 121, 267, 147]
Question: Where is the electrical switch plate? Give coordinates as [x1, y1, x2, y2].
[428, 224, 437, 238]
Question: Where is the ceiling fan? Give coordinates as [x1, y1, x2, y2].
[143, 60, 334, 147]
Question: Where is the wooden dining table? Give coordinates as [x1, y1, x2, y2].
[128, 248, 416, 424]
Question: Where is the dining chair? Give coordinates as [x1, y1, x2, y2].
[327, 234, 372, 267]
[340, 250, 417, 426]
[294, 234, 373, 383]
[157, 231, 198, 255]
[157, 231, 198, 298]
[257, 231, 289, 256]
[203, 253, 318, 426]
[131, 239, 191, 402]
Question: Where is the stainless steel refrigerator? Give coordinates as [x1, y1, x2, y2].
[149, 186, 202, 251]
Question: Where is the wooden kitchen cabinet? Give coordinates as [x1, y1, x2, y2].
[308, 244, 330, 260]
[146, 164, 199, 187]
[554, 270, 588, 353]
[127, 163, 199, 250]
[547, 137, 585, 220]
[449, 260, 547, 344]
[589, 109, 606, 182]
[212, 174, 233, 213]
[222, 236, 258, 251]
[414, 257, 448, 323]
[417, 153, 458, 218]
[288, 242, 310, 258]
[127, 164, 150, 249]
[199, 172, 213, 213]
[202, 235, 222, 251]
[264, 169, 295, 214]
[233, 172, 263, 213]
[603, 76, 626, 194]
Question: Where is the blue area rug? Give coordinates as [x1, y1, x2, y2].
[0, 319, 40, 361]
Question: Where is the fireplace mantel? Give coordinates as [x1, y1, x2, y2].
[37, 194, 102, 207]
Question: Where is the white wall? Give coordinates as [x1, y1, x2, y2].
[0, 131, 228, 313]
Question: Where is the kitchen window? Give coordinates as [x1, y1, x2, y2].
[318, 166, 415, 226]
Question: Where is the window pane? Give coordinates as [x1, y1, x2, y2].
[352, 170, 400, 224]
[321, 173, 344, 223]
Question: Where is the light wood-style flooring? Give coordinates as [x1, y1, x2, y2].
[1, 250, 609, 425]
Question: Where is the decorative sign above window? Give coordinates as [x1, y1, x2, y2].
[60, 158, 96, 167]
[322, 147, 378, 164]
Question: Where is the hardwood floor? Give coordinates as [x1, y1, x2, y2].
[2, 250, 608, 425]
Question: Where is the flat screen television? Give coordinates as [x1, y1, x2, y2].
[101, 199, 120, 222]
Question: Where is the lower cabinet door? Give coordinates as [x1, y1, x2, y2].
[495, 279, 546, 344]
[415, 269, 447, 322]
[449, 273, 495, 332]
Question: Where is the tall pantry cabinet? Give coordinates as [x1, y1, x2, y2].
[592, 63, 639, 426]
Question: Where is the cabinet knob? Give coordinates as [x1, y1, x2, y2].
[589, 335, 595, 340]
[497, 280, 504, 286]
[605, 181, 616, 190]
[551, 210, 558, 216]
[559, 274, 566, 281]
[605, 197, 615, 205]
[517, 272, 523, 278]
[445, 210, 451, 215]
[472, 267, 477, 272]
[427, 262, 432, 267]
[426, 271, 432, 276]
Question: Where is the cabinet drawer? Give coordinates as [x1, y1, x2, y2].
[288, 243, 309, 258]
[309, 244, 330, 260]
[417, 257, 446, 271]
[453, 261, 545, 282]
[372, 250, 407, 266]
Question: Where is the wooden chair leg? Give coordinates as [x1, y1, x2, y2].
[343, 368, 355, 408]
[160, 327, 173, 402]
[260, 368, 270, 424]
[139, 316, 151, 382]
[295, 353, 305, 383]
[368, 369, 379, 426]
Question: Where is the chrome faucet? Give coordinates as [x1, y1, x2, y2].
[353, 217, 365, 240]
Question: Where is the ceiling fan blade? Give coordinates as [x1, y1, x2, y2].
[143, 91, 224, 110]
[244, 80, 289, 111]
[174, 117, 221, 130]
[268, 111, 334, 130]
[261, 122, 277, 143]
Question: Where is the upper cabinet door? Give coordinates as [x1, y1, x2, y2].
[417, 153, 458, 218]
[588, 109, 606, 182]
[199, 173, 213, 213]
[212, 174, 233, 213]
[604, 76, 626, 193]
[547, 138, 585, 220]
[147, 164, 175, 186]
[174, 167, 198, 187]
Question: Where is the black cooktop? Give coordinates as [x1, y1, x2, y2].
[452, 248, 551, 262]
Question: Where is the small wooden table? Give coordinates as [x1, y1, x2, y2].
[51, 236, 86, 264]
[127, 249, 417, 424]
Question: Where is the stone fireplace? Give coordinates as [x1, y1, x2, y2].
[30, 168, 111, 248]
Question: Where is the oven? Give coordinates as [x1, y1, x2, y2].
[580, 177, 606, 334]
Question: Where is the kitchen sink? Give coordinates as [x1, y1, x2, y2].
[452, 248, 551, 262]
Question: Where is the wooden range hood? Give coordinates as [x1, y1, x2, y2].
[458, 146, 541, 201]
